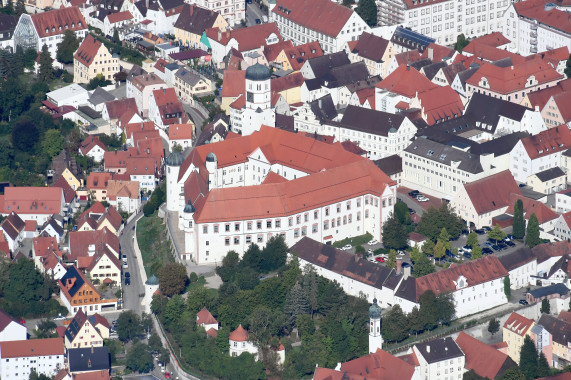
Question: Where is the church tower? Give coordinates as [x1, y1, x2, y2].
[165, 152, 183, 212]
[369, 298, 383, 353]
[241, 63, 275, 135]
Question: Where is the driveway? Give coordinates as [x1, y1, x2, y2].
[397, 186, 444, 215]
[119, 212, 145, 314]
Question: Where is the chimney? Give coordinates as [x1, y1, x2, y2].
[88, 244, 96, 256]
[403, 265, 411, 280]
[218, 28, 222, 41]
[396, 257, 403, 274]
[145, 0, 148, 8]
[406, 64, 410, 70]
[91, 346, 94, 354]
[428, 47, 433, 61]
[426, 345, 430, 353]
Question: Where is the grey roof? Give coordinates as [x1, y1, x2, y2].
[374, 154, 402, 176]
[310, 62, 370, 89]
[415, 337, 464, 364]
[343, 76, 381, 93]
[537, 314, 571, 346]
[275, 114, 294, 132]
[68, 347, 110, 373]
[409, 58, 433, 72]
[308, 94, 337, 122]
[174, 4, 221, 34]
[89, 87, 116, 106]
[196, 119, 229, 146]
[404, 137, 484, 174]
[290, 237, 400, 290]
[145, 274, 159, 285]
[41, 217, 64, 236]
[498, 247, 535, 272]
[165, 63, 179, 71]
[470, 132, 530, 157]
[350, 32, 390, 63]
[456, 67, 478, 90]
[165, 152, 184, 166]
[340, 105, 407, 137]
[306, 52, 351, 78]
[175, 67, 204, 86]
[529, 283, 569, 298]
[466, 93, 529, 124]
[534, 167, 566, 182]
[421, 61, 447, 80]
[0, 14, 16, 40]
[245, 63, 271, 81]
[138, 40, 155, 49]
[441, 62, 469, 84]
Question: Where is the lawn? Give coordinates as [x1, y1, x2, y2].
[136, 212, 175, 277]
[332, 232, 374, 248]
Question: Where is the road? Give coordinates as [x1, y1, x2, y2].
[183, 103, 207, 138]
[119, 212, 145, 314]
[245, 2, 265, 26]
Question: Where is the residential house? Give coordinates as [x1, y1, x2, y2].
[0, 338, 65, 380]
[50, 150, 83, 191]
[168, 123, 193, 151]
[0, 310, 27, 342]
[77, 203, 123, 235]
[270, 72, 305, 105]
[86, 172, 113, 202]
[451, 170, 522, 229]
[509, 127, 571, 183]
[0, 212, 25, 252]
[0, 14, 17, 51]
[173, 4, 228, 49]
[130, 73, 166, 117]
[0, 187, 65, 225]
[52, 175, 78, 218]
[148, 87, 188, 130]
[532, 241, 571, 278]
[531, 313, 571, 368]
[78, 136, 107, 163]
[498, 247, 537, 289]
[13, 7, 88, 59]
[272, 41, 323, 72]
[292, 93, 338, 135]
[527, 283, 569, 304]
[64, 309, 109, 349]
[174, 67, 212, 104]
[229, 325, 257, 358]
[290, 237, 403, 306]
[59, 265, 118, 314]
[524, 78, 571, 128]
[86, 87, 116, 113]
[103, 10, 133, 36]
[68, 347, 110, 376]
[196, 307, 218, 338]
[504, 193, 559, 233]
[537, 255, 571, 288]
[221, 70, 245, 114]
[105, 180, 140, 214]
[102, 98, 142, 136]
[374, 155, 403, 186]
[269, 0, 369, 54]
[411, 338, 465, 380]
[455, 332, 517, 379]
[46, 84, 90, 108]
[127, 157, 157, 192]
[346, 32, 394, 77]
[407, 85, 464, 126]
[194, 0, 244, 27]
[503, 312, 535, 364]
[39, 217, 65, 243]
[556, 189, 571, 214]
[527, 167, 567, 195]
[129, 0, 184, 34]
[32, 236, 66, 280]
[73, 34, 119, 84]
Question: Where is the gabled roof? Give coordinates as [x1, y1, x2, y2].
[404, 138, 484, 174]
[498, 247, 535, 272]
[229, 325, 248, 342]
[74, 34, 103, 68]
[65, 309, 89, 343]
[79, 135, 107, 156]
[532, 241, 571, 263]
[0, 310, 20, 332]
[463, 170, 521, 215]
[207, 23, 283, 52]
[221, 70, 245, 98]
[374, 155, 402, 176]
[420, 43, 455, 62]
[106, 180, 139, 201]
[534, 166, 566, 182]
[169, 123, 193, 141]
[263, 40, 293, 62]
[552, 92, 571, 122]
[104, 98, 138, 120]
[350, 32, 390, 63]
[196, 307, 217, 325]
[514, 0, 571, 35]
[86, 172, 113, 190]
[469, 32, 511, 48]
[305, 52, 351, 78]
[68, 228, 119, 260]
[529, 283, 569, 299]
[272, 0, 355, 37]
[339, 105, 407, 137]
[503, 312, 534, 337]
[537, 313, 571, 347]
[520, 126, 571, 160]
[526, 78, 571, 111]
[31, 7, 86, 39]
[376, 64, 438, 98]
[336, 348, 416, 380]
[0, 187, 63, 215]
[416, 86, 464, 125]
[68, 346, 110, 373]
[52, 175, 76, 204]
[271, 72, 304, 93]
[440, 62, 469, 84]
[456, 332, 517, 379]
[0, 338, 64, 358]
[414, 337, 463, 363]
[106, 10, 133, 23]
[283, 41, 323, 71]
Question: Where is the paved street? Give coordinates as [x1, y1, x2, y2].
[119, 212, 145, 314]
[246, 2, 265, 26]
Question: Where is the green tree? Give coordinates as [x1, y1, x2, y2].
[247, 306, 285, 345]
[537, 352, 550, 378]
[38, 44, 54, 83]
[14, 0, 24, 16]
[29, 370, 51, 380]
[519, 335, 538, 380]
[87, 73, 112, 90]
[126, 342, 154, 373]
[41, 129, 64, 158]
[381, 304, 408, 342]
[157, 262, 188, 296]
[504, 276, 511, 300]
[525, 213, 541, 248]
[488, 224, 507, 243]
[513, 199, 525, 239]
[464, 369, 488, 380]
[113, 28, 120, 44]
[417, 204, 464, 240]
[3, 0, 14, 15]
[382, 213, 408, 249]
[454, 33, 470, 52]
[466, 232, 479, 248]
[284, 282, 310, 325]
[471, 245, 482, 259]
[394, 201, 411, 225]
[498, 367, 526, 380]
[355, 0, 377, 26]
[172, 142, 183, 152]
[387, 249, 397, 269]
[413, 254, 435, 277]
[148, 332, 162, 353]
[260, 235, 288, 272]
[488, 318, 500, 336]
[541, 298, 551, 314]
[434, 240, 445, 259]
[407, 306, 425, 335]
[116, 310, 142, 342]
[302, 265, 318, 317]
[438, 228, 451, 250]
[409, 244, 422, 263]
[56, 30, 80, 64]
[422, 238, 435, 256]
[12, 117, 39, 153]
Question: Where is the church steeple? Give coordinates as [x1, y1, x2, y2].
[369, 298, 384, 353]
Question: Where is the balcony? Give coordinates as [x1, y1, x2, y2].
[530, 38, 537, 45]
[530, 31, 537, 37]
[530, 46, 537, 53]
[530, 23, 538, 30]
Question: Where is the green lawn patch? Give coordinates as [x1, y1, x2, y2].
[332, 232, 374, 248]
[136, 212, 174, 277]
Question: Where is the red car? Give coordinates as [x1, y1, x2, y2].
[375, 257, 385, 263]
[165, 373, 171, 379]
[18, 319, 25, 325]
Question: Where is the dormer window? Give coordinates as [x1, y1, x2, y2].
[65, 24, 69, 29]
[45, 28, 49, 33]
[72, 22, 75, 27]
[52, 27, 55, 32]
[78, 22, 82, 27]
[58, 25, 62, 30]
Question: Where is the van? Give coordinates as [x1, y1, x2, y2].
[262, 15, 268, 22]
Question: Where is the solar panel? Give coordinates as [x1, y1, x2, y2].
[394, 27, 435, 47]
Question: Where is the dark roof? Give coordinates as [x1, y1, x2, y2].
[394, 276, 416, 302]
[290, 237, 400, 290]
[404, 137, 483, 174]
[340, 106, 406, 137]
[173, 4, 220, 35]
[41, 217, 64, 236]
[65, 309, 87, 343]
[547, 254, 569, 278]
[470, 132, 531, 157]
[350, 32, 390, 63]
[537, 314, 571, 347]
[59, 266, 85, 298]
[466, 92, 529, 124]
[456, 67, 479, 89]
[415, 337, 464, 364]
[409, 58, 433, 71]
[306, 52, 351, 78]
[275, 114, 295, 132]
[89, 87, 115, 106]
[374, 155, 402, 176]
[245, 63, 271, 81]
[0, 14, 17, 39]
[77, 106, 102, 120]
[534, 167, 566, 182]
[391, 26, 434, 52]
[169, 49, 208, 61]
[498, 247, 535, 271]
[68, 346, 110, 373]
[309, 94, 337, 122]
[421, 61, 447, 80]
[196, 119, 229, 146]
[319, 62, 370, 89]
[529, 283, 569, 298]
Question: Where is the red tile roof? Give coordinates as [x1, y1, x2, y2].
[0, 338, 64, 358]
[125, 121, 155, 139]
[0, 310, 20, 332]
[33, 236, 62, 258]
[74, 34, 102, 68]
[416, 86, 464, 125]
[503, 312, 534, 336]
[339, 348, 416, 380]
[106, 180, 139, 201]
[31, 7, 87, 39]
[395, 50, 422, 67]
[462, 42, 524, 64]
[552, 92, 571, 122]
[263, 40, 293, 62]
[463, 170, 521, 215]
[126, 157, 156, 176]
[526, 78, 571, 110]
[313, 367, 366, 380]
[104, 150, 131, 170]
[229, 324, 248, 341]
[466, 60, 563, 94]
[86, 172, 113, 190]
[106, 10, 133, 23]
[456, 332, 516, 379]
[505, 193, 558, 225]
[52, 175, 76, 204]
[229, 94, 245, 110]
[196, 307, 217, 325]
[415, 255, 508, 300]
[420, 43, 456, 62]
[79, 135, 107, 156]
[272, 0, 354, 37]
[520, 126, 571, 160]
[284, 41, 323, 71]
[532, 241, 571, 263]
[207, 23, 283, 52]
[469, 32, 511, 48]
[340, 140, 367, 156]
[154, 58, 168, 73]
[0, 187, 63, 215]
[262, 171, 288, 184]
[105, 98, 138, 120]
[221, 70, 245, 98]
[68, 227, 119, 260]
[376, 64, 438, 98]
[206, 327, 218, 338]
[169, 123, 193, 140]
[515, 0, 571, 34]
[271, 72, 304, 93]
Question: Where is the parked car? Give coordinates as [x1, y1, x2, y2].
[519, 299, 529, 305]
[255, 18, 261, 24]
[408, 208, 416, 214]
[483, 241, 493, 247]
[506, 240, 516, 247]
[497, 242, 508, 249]
[367, 249, 374, 255]
[475, 229, 486, 235]
[491, 245, 501, 251]
[482, 226, 492, 232]
[341, 244, 352, 251]
[445, 249, 455, 258]
[375, 257, 385, 263]
[123, 262, 128, 269]
[416, 195, 429, 202]
[397, 250, 406, 256]
[408, 190, 420, 197]
[53, 314, 66, 321]
[368, 239, 379, 245]
[506, 234, 515, 240]
[463, 252, 472, 259]
[462, 245, 473, 252]
[482, 247, 493, 255]
[122, 254, 127, 262]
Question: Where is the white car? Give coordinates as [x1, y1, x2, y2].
[123, 262, 128, 269]
[53, 314, 66, 321]
[368, 239, 379, 246]
[341, 244, 352, 251]
[379, 254, 388, 259]
[367, 249, 374, 254]
[416, 195, 429, 202]
[397, 250, 406, 256]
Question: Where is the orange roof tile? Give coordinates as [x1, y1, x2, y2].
[86, 172, 113, 190]
[462, 42, 524, 64]
[79, 135, 107, 155]
[463, 170, 521, 215]
[106, 180, 139, 201]
[221, 70, 246, 98]
[468, 32, 511, 48]
[376, 64, 438, 98]
[229, 324, 248, 341]
[284, 41, 324, 71]
[31, 7, 86, 39]
[339, 348, 416, 380]
[1, 187, 63, 215]
[207, 23, 283, 52]
[515, 0, 571, 34]
[263, 40, 293, 62]
[107, 10, 133, 23]
[420, 43, 456, 62]
[520, 126, 571, 160]
[505, 193, 558, 225]
[262, 171, 288, 184]
[125, 121, 155, 139]
[456, 332, 515, 379]
[169, 123, 193, 140]
[206, 327, 218, 338]
[196, 307, 217, 325]
[74, 34, 103, 68]
[273, 0, 353, 37]
[416, 86, 464, 125]
[503, 312, 534, 336]
[526, 78, 571, 110]
[271, 72, 304, 94]
[0, 338, 64, 358]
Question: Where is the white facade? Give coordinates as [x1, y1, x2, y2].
[196, 0, 244, 27]
[46, 84, 90, 108]
[412, 344, 466, 380]
[229, 338, 257, 358]
[0, 322, 26, 343]
[555, 193, 571, 214]
[510, 140, 564, 184]
[553, 214, 571, 242]
[0, 343, 64, 380]
[130, 173, 156, 193]
[506, 260, 537, 289]
[230, 71, 275, 136]
[450, 185, 507, 229]
[270, 6, 369, 54]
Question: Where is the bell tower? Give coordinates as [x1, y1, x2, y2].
[369, 298, 383, 353]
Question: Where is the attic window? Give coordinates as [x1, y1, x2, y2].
[440, 154, 447, 160]
[72, 23, 75, 27]
[78, 22, 82, 26]
[560, 144, 564, 147]
[52, 27, 55, 32]
[539, 150, 544, 154]
[65, 24, 68, 29]
[45, 28, 49, 33]
[427, 150, 434, 156]
[59, 25, 62, 30]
